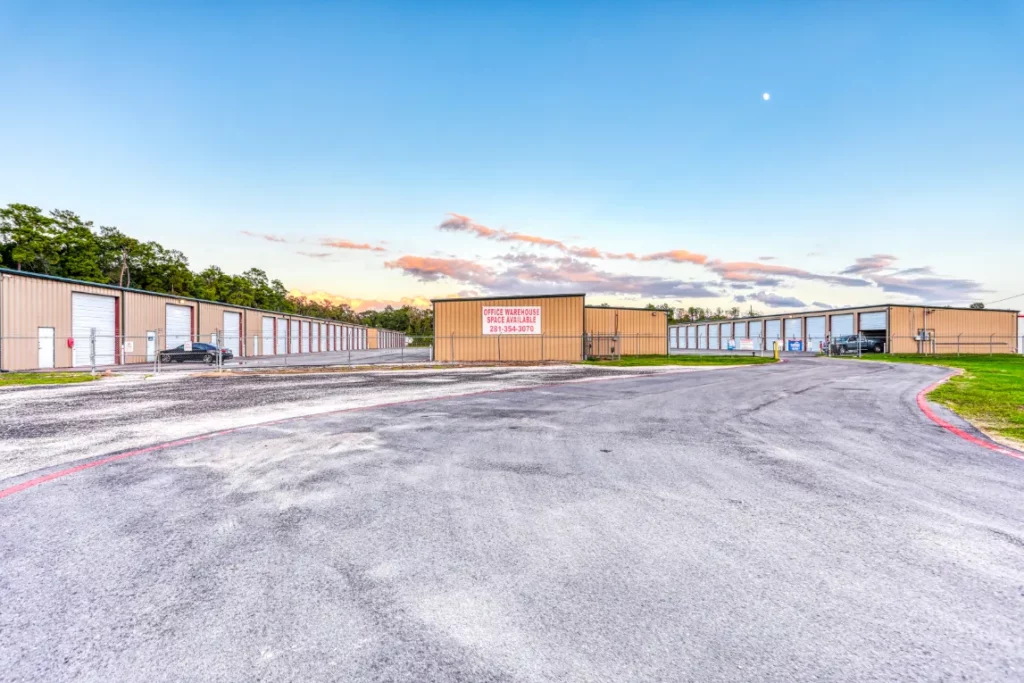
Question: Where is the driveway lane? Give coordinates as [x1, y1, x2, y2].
[1, 358, 1022, 682]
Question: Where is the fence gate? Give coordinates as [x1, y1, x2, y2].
[586, 334, 620, 360]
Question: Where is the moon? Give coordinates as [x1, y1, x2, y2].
[762, 92, 771, 101]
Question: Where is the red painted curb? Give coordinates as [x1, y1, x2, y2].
[0, 367, 738, 501]
[916, 376, 1024, 462]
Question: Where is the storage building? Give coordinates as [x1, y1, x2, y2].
[585, 306, 668, 356]
[433, 294, 586, 362]
[0, 269, 372, 371]
[668, 304, 1019, 355]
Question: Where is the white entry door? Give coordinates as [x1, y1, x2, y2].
[38, 327, 55, 369]
[146, 331, 157, 362]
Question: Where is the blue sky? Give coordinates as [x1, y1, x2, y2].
[1, 1, 1021, 310]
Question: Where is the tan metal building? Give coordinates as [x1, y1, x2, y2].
[0, 268, 372, 371]
[585, 306, 668, 356]
[433, 294, 586, 362]
[668, 303, 1020, 355]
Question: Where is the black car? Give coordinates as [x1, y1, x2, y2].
[158, 343, 233, 364]
[832, 335, 884, 354]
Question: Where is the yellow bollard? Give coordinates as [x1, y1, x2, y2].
[773, 341, 780, 360]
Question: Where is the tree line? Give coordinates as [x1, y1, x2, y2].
[641, 303, 761, 323]
[0, 203, 433, 335]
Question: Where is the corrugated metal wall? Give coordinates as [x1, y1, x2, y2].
[585, 307, 668, 355]
[889, 306, 1018, 354]
[0, 273, 119, 370]
[434, 295, 585, 362]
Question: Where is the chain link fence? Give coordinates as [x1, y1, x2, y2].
[3, 332, 1020, 373]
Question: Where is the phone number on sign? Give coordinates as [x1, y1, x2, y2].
[487, 325, 538, 334]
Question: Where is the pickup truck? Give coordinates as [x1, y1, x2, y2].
[831, 335, 885, 354]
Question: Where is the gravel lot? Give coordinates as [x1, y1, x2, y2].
[2, 357, 1023, 682]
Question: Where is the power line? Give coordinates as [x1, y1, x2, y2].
[986, 291, 1024, 306]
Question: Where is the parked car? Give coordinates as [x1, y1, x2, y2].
[831, 335, 885, 354]
[158, 343, 233, 364]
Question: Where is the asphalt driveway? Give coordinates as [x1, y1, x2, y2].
[1, 358, 1022, 682]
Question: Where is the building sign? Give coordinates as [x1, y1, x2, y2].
[482, 306, 542, 335]
[787, 340, 804, 352]
[738, 338, 755, 350]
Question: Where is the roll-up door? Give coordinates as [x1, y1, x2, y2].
[301, 321, 310, 353]
[669, 328, 677, 350]
[721, 323, 733, 347]
[806, 316, 826, 353]
[765, 320, 782, 346]
[289, 320, 299, 353]
[320, 323, 327, 351]
[709, 324, 719, 350]
[784, 318, 802, 341]
[166, 304, 192, 350]
[311, 322, 319, 353]
[223, 311, 241, 357]
[860, 311, 887, 332]
[831, 314, 854, 337]
[749, 321, 764, 349]
[361, 329, 367, 349]
[72, 293, 116, 367]
[735, 321, 748, 339]
[276, 319, 287, 354]
[262, 318, 275, 355]
[698, 326, 707, 349]
[687, 326, 696, 349]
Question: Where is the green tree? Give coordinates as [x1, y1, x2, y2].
[0, 204, 59, 272]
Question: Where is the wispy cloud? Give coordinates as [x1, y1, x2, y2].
[241, 230, 288, 243]
[438, 213, 708, 264]
[386, 252, 720, 299]
[840, 254, 986, 302]
[321, 238, 386, 252]
[297, 251, 332, 259]
[708, 260, 869, 288]
[746, 291, 808, 308]
[840, 254, 898, 275]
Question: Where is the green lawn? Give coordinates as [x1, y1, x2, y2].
[0, 372, 100, 387]
[581, 354, 776, 367]
[862, 354, 1024, 446]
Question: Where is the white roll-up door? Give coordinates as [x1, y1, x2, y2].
[311, 322, 320, 353]
[262, 317, 275, 355]
[223, 312, 241, 356]
[687, 326, 696, 349]
[806, 316, 826, 352]
[166, 304, 192, 350]
[860, 311, 887, 331]
[290, 320, 299, 353]
[784, 318, 802, 340]
[698, 326, 707, 349]
[72, 292, 116, 367]
[300, 321, 309, 353]
[276, 319, 287, 354]
[721, 323, 733, 346]
[735, 321, 748, 339]
[766, 320, 782, 345]
[749, 321, 764, 348]
[361, 329, 367, 349]
[669, 327, 677, 349]
[831, 314, 854, 337]
[709, 324, 720, 350]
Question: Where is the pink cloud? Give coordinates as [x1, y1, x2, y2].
[321, 238, 387, 252]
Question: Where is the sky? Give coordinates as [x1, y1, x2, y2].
[1, 1, 1021, 311]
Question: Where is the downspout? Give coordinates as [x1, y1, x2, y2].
[0, 272, 5, 371]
